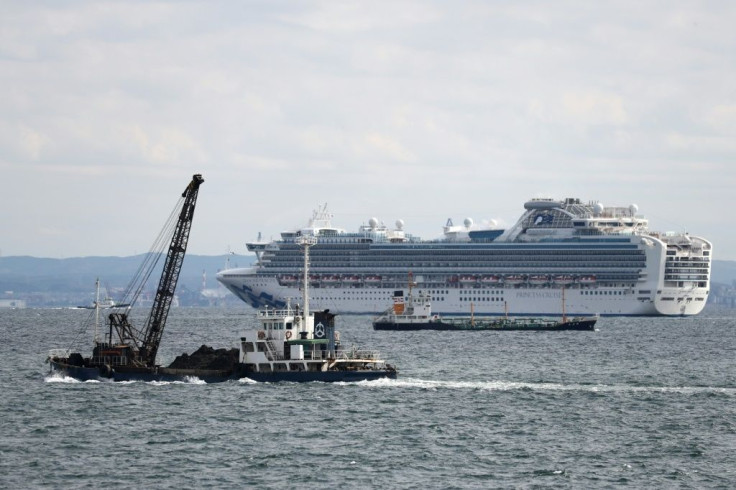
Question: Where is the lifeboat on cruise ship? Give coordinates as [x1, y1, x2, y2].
[343, 275, 362, 284]
[553, 275, 575, 286]
[481, 275, 501, 284]
[504, 274, 525, 285]
[529, 275, 549, 285]
[579, 275, 597, 284]
[459, 275, 477, 284]
[321, 275, 341, 284]
[365, 275, 382, 284]
[278, 275, 298, 286]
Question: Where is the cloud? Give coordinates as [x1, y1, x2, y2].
[364, 133, 416, 163]
[705, 105, 736, 134]
[562, 92, 628, 126]
[1, 1, 735, 258]
[19, 126, 49, 160]
[125, 125, 206, 165]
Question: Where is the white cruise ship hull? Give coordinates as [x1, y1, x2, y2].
[217, 267, 709, 317]
[217, 199, 712, 317]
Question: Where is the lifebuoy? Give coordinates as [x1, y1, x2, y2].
[285, 330, 292, 339]
[257, 330, 265, 340]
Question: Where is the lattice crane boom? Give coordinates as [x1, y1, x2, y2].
[139, 174, 204, 366]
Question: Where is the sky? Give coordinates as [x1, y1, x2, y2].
[2, 1, 735, 260]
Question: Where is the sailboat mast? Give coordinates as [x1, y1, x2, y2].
[94, 278, 100, 344]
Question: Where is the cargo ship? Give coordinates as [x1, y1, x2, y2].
[217, 199, 711, 316]
[372, 279, 597, 331]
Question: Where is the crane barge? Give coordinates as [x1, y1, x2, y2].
[47, 174, 238, 382]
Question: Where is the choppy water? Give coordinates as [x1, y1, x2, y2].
[1, 306, 735, 488]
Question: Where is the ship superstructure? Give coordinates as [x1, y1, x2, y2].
[217, 200, 711, 316]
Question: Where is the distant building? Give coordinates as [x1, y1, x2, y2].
[0, 298, 26, 308]
[709, 282, 736, 308]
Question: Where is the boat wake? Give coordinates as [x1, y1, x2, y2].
[148, 377, 207, 386]
[350, 377, 736, 395]
[44, 373, 208, 385]
[45, 373, 100, 383]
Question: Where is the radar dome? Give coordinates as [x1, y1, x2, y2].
[629, 204, 639, 215]
[395, 219, 404, 230]
[593, 203, 604, 215]
[368, 217, 378, 229]
[464, 217, 473, 228]
[488, 219, 497, 228]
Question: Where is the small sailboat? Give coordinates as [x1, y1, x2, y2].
[76, 278, 130, 309]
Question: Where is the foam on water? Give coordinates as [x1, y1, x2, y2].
[44, 373, 99, 384]
[360, 377, 736, 395]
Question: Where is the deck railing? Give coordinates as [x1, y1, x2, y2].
[47, 349, 71, 359]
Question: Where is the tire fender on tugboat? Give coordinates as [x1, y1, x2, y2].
[99, 364, 112, 377]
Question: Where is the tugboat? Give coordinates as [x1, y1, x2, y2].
[47, 174, 237, 383]
[373, 274, 597, 332]
[237, 236, 398, 382]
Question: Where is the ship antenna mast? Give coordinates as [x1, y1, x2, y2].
[298, 235, 317, 325]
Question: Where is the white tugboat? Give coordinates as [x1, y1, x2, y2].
[237, 236, 397, 382]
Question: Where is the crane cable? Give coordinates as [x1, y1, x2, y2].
[111, 196, 185, 340]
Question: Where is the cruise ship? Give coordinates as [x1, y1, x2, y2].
[216, 199, 712, 316]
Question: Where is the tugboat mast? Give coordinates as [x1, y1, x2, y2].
[298, 235, 317, 331]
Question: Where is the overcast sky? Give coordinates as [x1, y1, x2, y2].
[2, 1, 735, 260]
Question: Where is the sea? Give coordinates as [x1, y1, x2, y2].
[1, 306, 735, 489]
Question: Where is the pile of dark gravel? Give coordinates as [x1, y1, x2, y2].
[168, 345, 239, 371]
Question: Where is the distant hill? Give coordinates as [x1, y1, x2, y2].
[712, 260, 736, 286]
[0, 254, 254, 294]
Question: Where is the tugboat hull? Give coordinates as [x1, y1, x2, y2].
[48, 359, 396, 383]
[239, 369, 397, 383]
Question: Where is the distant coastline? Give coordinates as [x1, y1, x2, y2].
[0, 254, 254, 308]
